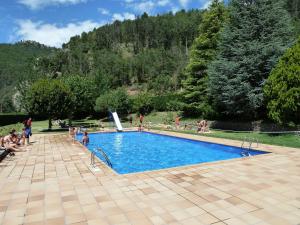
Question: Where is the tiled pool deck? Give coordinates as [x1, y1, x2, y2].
[0, 130, 299, 225]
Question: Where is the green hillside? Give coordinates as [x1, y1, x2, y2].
[34, 10, 203, 93]
[0, 41, 56, 112]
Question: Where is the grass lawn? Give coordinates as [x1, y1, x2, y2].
[143, 112, 300, 148]
[152, 128, 300, 149]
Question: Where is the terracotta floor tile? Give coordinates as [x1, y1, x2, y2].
[107, 213, 128, 224]
[196, 212, 219, 224]
[65, 213, 86, 224]
[24, 213, 44, 224]
[0, 133, 299, 225]
[45, 217, 65, 225]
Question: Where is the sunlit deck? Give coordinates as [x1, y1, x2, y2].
[0, 132, 299, 225]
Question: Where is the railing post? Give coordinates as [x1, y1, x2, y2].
[91, 152, 95, 167]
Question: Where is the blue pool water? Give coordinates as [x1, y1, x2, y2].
[77, 132, 268, 174]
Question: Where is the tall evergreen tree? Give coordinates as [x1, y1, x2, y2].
[209, 0, 294, 119]
[182, 0, 227, 116]
[264, 37, 300, 125]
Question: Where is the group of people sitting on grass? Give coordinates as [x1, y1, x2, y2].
[0, 118, 32, 155]
[69, 127, 89, 145]
[132, 114, 210, 133]
[172, 116, 210, 133]
[197, 120, 209, 133]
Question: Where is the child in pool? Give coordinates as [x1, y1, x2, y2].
[82, 132, 89, 145]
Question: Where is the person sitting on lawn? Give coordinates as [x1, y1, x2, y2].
[82, 132, 89, 145]
[201, 120, 209, 133]
[197, 120, 203, 133]
[197, 120, 209, 133]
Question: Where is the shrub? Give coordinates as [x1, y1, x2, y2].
[131, 92, 153, 114]
[95, 88, 130, 115]
[151, 94, 184, 111]
[264, 37, 300, 125]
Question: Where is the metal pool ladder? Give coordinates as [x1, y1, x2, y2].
[241, 137, 259, 157]
[90, 147, 113, 168]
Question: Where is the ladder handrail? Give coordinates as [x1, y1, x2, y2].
[96, 147, 113, 168]
[241, 137, 259, 149]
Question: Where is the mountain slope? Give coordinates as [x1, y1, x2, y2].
[0, 41, 56, 112]
[35, 10, 204, 93]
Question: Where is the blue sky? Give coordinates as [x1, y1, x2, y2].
[0, 0, 213, 47]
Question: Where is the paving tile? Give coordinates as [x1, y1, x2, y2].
[45, 217, 65, 225]
[0, 133, 299, 225]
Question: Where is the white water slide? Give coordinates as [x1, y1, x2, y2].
[112, 112, 123, 132]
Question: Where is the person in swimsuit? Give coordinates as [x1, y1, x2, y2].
[69, 127, 76, 143]
[201, 120, 209, 133]
[175, 116, 180, 129]
[3, 132, 22, 152]
[139, 114, 144, 124]
[82, 132, 89, 145]
[138, 124, 143, 132]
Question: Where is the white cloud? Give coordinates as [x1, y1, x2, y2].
[157, 0, 170, 6]
[112, 13, 135, 21]
[178, 0, 189, 8]
[171, 6, 180, 14]
[15, 19, 102, 47]
[201, 0, 212, 9]
[98, 7, 110, 15]
[128, 1, 156, 14]
[18, 0, 87, 10]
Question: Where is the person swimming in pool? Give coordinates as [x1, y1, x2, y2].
[82, 132, 89, 145]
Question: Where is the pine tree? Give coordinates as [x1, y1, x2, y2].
[209, 0, 294, 119]
[182, 0, 227, 116]
[264, 37, 300, 125]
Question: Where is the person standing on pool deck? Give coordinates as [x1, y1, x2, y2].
[175, 116, 180, 129]
[27, 118, 32, 132]
[69, 127, 76, 143]
[139, 114, 144, 124]
[23, 118, 32, 143]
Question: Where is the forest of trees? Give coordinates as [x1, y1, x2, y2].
[36, 10, 203, 92]
[0, 41, 55, 112]
[1, 0, 299, 125]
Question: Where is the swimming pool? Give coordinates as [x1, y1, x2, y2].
[77, 131, 268, 174]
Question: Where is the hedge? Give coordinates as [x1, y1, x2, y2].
[0, 113, 29, 126]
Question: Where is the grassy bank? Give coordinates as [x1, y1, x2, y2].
[151, 128, 300, 149]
